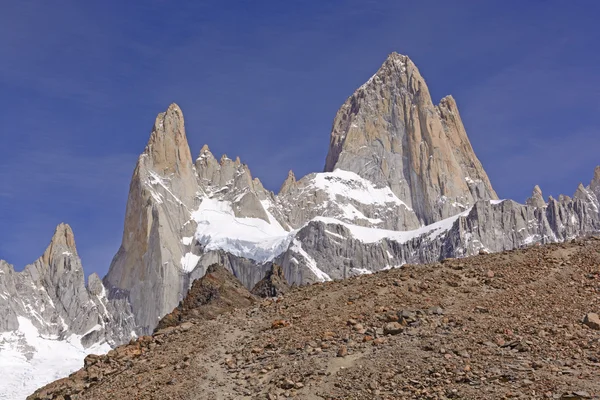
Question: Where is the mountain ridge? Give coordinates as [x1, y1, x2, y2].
[1, 52, 599, 399]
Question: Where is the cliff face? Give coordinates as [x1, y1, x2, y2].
[104, 104, 199, 334]
[324, 53, 497, 226]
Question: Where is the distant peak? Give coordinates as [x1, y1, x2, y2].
[142, 104, 193, 176]
[386, 51, 409, 62]
[167, 102, 181, 113]
[43, 223, 78, 264]
[526, 185, 546, 208]
[51, 223, 76, 249]
[196, 144, 216, 163]
[594, 166, 600, 181]
[279, 170, 297, 195]
[381, 52, 412, 70]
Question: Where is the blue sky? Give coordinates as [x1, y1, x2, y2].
[1, 1, 599, 278]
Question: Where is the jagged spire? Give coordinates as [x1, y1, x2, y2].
[42, 223, 77, 265]
[279, 170, 297, 195]
[526, 185, 546, 208]
[143, 103, 193, 176]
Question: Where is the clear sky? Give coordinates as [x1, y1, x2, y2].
[1, 1, 599, 278]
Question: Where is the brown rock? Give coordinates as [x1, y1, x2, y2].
[583, 313, 600, 330]
[383, 322, 404, 335]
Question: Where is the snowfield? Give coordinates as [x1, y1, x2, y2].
[0, 317, 110, 400]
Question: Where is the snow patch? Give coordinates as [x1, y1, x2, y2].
[311, 169, 411, 210]
[180, 252, 201, 272]
[313, 208, 470, 245]
[0, 317, 110, 400]
[192, 198, 294, 263]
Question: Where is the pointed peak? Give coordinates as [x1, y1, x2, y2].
[279, 170, 297, 195]
[51, 223, 76, 249]
[141, 103, 192, 176]
[380, 52, 415, 72]
[196, 144, 216, 162]
[526, 185, 545, 208]
[234, 156, 241, 165]
[573, 183, 590, 201]
[43, 223, 78, 264]
[167, 102, 181, 113]
[220, 154, 231, 164]
[286, 170, 296, 181]
[385, 51, 410, 63]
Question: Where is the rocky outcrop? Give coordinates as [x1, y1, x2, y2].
[156, 264, 255, 331]
[323, 53, 497, 226]
[251, 264, 291, 298]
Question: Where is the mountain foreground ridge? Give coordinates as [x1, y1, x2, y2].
[1, 52, 599, 399]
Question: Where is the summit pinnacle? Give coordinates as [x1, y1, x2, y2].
[324, 53, 497, 226]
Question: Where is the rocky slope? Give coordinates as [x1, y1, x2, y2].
[30, 235, 600, 400]
[0, 224, 135, 399]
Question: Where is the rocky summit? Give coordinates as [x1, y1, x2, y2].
[30, 236, 600, 399]
[1, 53, 600, 399]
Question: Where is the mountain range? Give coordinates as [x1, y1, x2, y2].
[1, 52, 599, 399]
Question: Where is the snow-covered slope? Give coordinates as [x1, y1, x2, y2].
[0, 317, 111, 400]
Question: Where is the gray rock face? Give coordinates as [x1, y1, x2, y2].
[0, 224, 135, 346]
[251, 264, 290, 298]
[104, 104, 199, 334]
[526, 185, 546, 208]
[323, 53, 497, 226]
[279, 184, 600, 283]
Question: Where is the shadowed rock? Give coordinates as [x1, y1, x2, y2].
[155, 264, 255, 331]
[251, 264, 291, 298]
